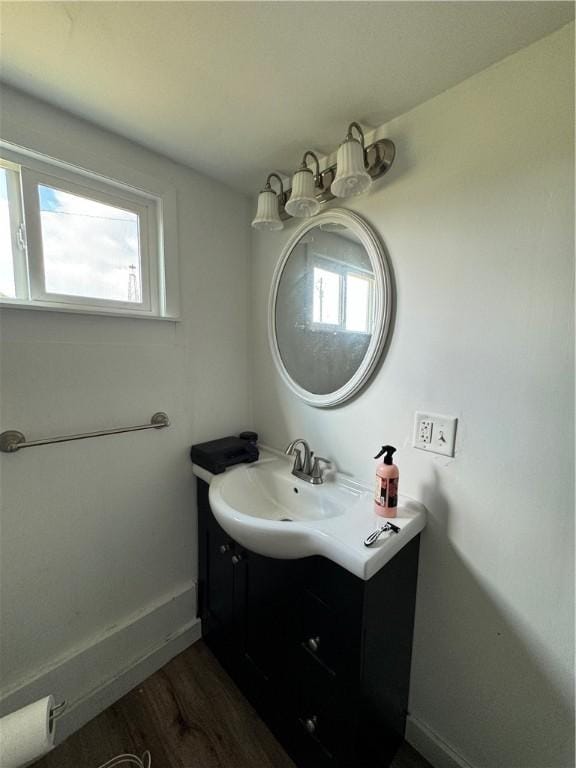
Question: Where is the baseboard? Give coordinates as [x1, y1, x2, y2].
[406, 714, 475, 768]
[0, 583, 201, 743]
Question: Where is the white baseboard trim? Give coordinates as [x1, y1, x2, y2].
[55, 617, 201, 742]
[0, 583, 201, 744]
[406, 714, 475, 768]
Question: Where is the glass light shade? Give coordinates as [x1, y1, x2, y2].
[285, 168, 321, 218]
[331, 138, 372, 198]
[251, 189, 284, 230]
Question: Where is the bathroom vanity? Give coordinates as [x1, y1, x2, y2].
[195, 456, 424, 768]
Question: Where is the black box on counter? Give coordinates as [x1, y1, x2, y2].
[190, 434, 259, 474]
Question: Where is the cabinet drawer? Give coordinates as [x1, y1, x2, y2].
[299, 590, 361, 678]
[295, 650, 349, 759]
[304, 556, 363, 620]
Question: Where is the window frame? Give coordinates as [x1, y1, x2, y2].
[0, 158, 28, 299]
[312, 263, 343, 328]
[22, 167, 157, 313]
[0, 143, 176, 319]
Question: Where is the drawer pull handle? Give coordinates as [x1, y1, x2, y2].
[304, 715, 318, 734]
[306, 636, 320, 653]
[231, 553, 243, 565]
[219, 544, 231, 554]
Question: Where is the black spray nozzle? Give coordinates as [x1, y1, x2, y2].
[374, 445, 397, 464]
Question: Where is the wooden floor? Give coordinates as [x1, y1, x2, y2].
[37, 641, 432, 768]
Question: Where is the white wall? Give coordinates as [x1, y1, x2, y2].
[251, 24, 574, 768]
[0, 85, 251, 732]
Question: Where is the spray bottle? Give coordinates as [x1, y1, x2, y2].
[374, 445, 399, 517]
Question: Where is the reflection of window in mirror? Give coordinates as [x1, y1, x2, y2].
[345, 272, 371, 332]
[312, 259, 374, 334]
[313, 266, 341, 325]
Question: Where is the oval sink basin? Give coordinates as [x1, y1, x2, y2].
[213, 458, 352, 522]
[204, 450, 426, 580]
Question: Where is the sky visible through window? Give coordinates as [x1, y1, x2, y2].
[39, 185, 142, 302]
[345, 273, 370, 332]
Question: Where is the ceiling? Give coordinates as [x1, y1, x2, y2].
[0, 2, 573, 193]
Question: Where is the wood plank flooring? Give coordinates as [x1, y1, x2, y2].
[36, 641, 432, 768]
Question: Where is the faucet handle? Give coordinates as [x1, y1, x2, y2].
[311, 456, 331, 480]
[291, 447, 303, 472]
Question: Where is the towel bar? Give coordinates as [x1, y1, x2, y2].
[0, 412, 169, 453]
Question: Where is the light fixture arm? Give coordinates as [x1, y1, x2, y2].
[347, 121, 366, 149]
[265, 172, 285, 197]
[301, 151, 322, 188]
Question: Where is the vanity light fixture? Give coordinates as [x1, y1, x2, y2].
[331, 122, 372, 198]
[251, 173, 286, 231]
[251, 122, 395, 229]
[285, 151, 322, 218]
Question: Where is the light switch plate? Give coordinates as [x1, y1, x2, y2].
[413, 412, 458, 457]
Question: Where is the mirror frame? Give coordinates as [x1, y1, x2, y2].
[268, 208, 393, 407]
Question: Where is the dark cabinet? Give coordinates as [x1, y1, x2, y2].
[197, 478, 420, 768]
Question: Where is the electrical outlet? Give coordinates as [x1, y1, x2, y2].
[413, 412, 458, 457]
[418, 419, 433, 444]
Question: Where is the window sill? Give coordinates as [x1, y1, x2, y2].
[0, 298, 180, 321]
[309, 323, 371, 336]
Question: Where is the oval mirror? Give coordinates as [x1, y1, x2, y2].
[269, 209, 393, 407]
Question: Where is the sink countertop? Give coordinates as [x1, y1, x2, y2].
[192, 446, 426, 581]
[191, 446, 283, 485]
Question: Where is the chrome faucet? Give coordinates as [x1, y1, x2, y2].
[285, 439, 332, 485]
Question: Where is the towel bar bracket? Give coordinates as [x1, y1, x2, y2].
[150, 412, 169, 428]
[0, 430, 25, 453]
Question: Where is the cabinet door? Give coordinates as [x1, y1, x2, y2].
[241, 550, 303, 686]
[198, 481, 237, 668]
[206, 515, 235, 636]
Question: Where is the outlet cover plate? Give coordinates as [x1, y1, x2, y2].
[413, 412, 458, 457]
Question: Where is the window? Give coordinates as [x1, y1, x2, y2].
[312, 260, 374, 333]
[345, 272, 371, 332]
[38, 184, 142, 303]
[0, 145, 178, 318]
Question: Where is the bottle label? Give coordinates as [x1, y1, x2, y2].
[388, 477, 398, 508]
[375, 478, 387, 506]
[375, 477, 398, 509]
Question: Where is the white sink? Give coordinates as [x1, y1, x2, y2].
[199, 449, 426, 580]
